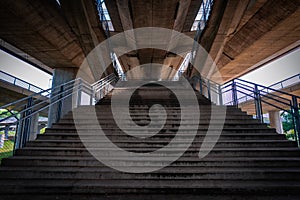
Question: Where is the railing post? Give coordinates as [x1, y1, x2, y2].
[292, 96, 300, 147]
[218, 85, 223, 105]
[254, 85, 263, 123]
[14, 97, 33, 150]
[90, 86, 94, 105]
[56, 85, 63, 123]
[77, 79, 82, 106]
[207, 80, 211, 100]
[232, 80, 238, 106]
[100, 80, 103, 99]
[199, 76, 203, 95]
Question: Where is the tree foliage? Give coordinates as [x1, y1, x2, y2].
[281, 111, 294, 132]
[0, 109, 19, 119]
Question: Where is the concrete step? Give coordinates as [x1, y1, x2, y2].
[1, 85, 299, 199]
[52, 122, 268, 129]
[3, 156, 300, 168]
[45, 126, 277, 132]
[2, 165, 300, 174]
[26, 140, 296, 148]
[50, 124, 269, 130]
[61, 115, 254, 120]
[67, 111, 249, 117]
[1, 167, 300, 180]
[0, 179, 300, 195]
[1, 192, 299, 200]
[75, 104, 239, 109]
[14, 147, 300, 157]
[58, 119, 261, 124]
[38, 132, 286, 141]
[72, 105, 243, 111]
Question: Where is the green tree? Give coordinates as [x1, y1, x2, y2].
[281, 111, 294, 132]
[0, 109, 19, 119]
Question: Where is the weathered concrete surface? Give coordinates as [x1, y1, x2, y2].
[200, 0, 300, 83]
[0, 0, 299, 83]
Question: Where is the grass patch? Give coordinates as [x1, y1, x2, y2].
[0, 140, 14, 163]
[40, 127, 46, 134]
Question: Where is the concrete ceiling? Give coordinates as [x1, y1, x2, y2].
[199, 0, 300, 83]
[105, 0, 201, 78]
[0, 0, 85, 69]
[0, 0, 113, 82]
[0, 0, 299, 83]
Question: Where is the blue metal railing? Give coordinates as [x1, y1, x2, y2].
[0, 74, 117, 152]
[192, 74, 300, 146]
[0, 70, 44, 94]
[264, 73, 300, 92]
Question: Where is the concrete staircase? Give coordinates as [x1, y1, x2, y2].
[0, 84, 300, 199]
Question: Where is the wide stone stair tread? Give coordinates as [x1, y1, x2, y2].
[0, 85, 299, 199]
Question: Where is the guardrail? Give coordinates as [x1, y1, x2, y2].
[191, 74, 300, 146]
[0, 73, 117, 152]
[263, 73, 300, 92]
[0, 70, 44, 93]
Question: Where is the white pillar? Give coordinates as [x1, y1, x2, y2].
[29, 112, 39, 141]
[269, 111, 283, 134]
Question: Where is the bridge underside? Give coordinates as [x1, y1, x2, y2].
[199, 0, 300, 83]
[0, 0, 298, 83]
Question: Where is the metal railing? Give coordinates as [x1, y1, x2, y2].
[191, 74, 300, 146]
[0, 70, 44, 93]
[0, 74, 117, 153]
[263, 73, 300, 92]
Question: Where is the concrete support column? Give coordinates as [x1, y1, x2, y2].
[269, 111, 283, 134]
[48, 67, 78, 127]
[29, 112, 39, 141]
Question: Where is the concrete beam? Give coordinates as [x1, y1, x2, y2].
[181, 0, 202, 32]
[0, 0, 85, 69]
[105, 0, 124, 32]
[60, 0, 110, 81]
[210, 0, 300, 83]
[198, 0, 250, 81]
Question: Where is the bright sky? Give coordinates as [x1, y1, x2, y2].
[0, 50, 52, 90]
[240, 48, 300, 86]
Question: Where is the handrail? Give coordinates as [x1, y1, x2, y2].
[233, 81, 292, 105]
[0, 70, 44, 93]
[191, 74, 300, 146]
[235, 78, 300, 99]
[0, 73, 117, 151]
[268, 73, 300, 89]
